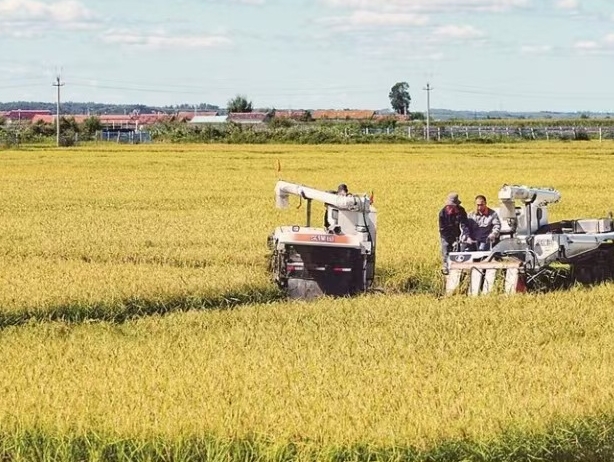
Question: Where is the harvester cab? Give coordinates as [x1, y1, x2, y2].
[268, 180, 377, 299]
[446, 184, 614, 295]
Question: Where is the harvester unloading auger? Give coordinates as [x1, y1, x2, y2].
[268, 181, 376, 299]
[446, 184, 614, 295]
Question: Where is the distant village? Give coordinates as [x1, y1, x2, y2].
[0, 108, 410, 131]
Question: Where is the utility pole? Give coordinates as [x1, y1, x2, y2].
[423, 82, 433, 141]
[52, 74, 64, 147]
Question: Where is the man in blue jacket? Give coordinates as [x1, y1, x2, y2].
[438, 192, 469, 275]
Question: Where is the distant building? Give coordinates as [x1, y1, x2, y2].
[228, 112, 271, 124]
[274, 110, 308, 120]
[6, 109, 52, 122]
[176, 111, 219, 122]
[189, 115, 229, 124]
[312, 110, 375, 121]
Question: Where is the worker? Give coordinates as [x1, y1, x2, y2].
[463, 194, 501, 251]
[438, 192, 469, 275]
[324, 183, 350, 229]
[337, 183, 349, 196]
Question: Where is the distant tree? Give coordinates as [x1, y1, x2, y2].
[411, 112, 425, 121]
[227, 95, 253, 113]
[81, 116, 102, 139]
[60, 116, 80, 133]
[27, 120, 54, 137]
[269, 117, 293, 129]
[299, 110, 313, 122]
[389, 82, 411, 115]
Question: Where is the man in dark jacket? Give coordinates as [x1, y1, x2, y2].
[438, 192, 469, 274]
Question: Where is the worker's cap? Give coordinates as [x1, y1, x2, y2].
[337, 183, 348, 193]
[446, 192, 461, 205]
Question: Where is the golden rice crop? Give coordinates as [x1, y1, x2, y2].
[1, 141, 614, 459]
[1, 142, 614, 317]
[2, 288, 614, 449]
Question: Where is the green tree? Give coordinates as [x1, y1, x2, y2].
[227, 95, 253, 113]
[299, 110, 313, 122]
[81, 116, 102, 140]
[389, 82, 411, 115]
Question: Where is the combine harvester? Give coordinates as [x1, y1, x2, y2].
[446, 184, 614, 295]
[268, 181, 376, 299]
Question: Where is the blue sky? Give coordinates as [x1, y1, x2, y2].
[0, 0, 613, 112]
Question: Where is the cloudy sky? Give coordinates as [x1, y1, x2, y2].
[0, 0, 612, 112]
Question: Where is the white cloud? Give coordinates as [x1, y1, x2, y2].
[0, 0, 94, 22]
[571, 34, 614, 54]
[0, 0, 97, 37]
[555, 0, 578, 10]
[101, 30, 232, 50]
[319, 0, 529, 13]
[574, 40, 599, 50]
[521, 44, 552, 54]
[204, 0, 265, 3]
[433, 24, 485, 39]
[320, 10, 429, 29]
[348, 10, 429, 26]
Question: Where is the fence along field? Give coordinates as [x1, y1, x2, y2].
[2, 142, 614, 460]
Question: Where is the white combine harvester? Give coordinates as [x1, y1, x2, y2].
[268, 181, 376, 299]
[446, 184, 614, 295]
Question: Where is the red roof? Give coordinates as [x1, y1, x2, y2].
[274, 110, 307, 119]
[31, 115, 55, 124]
[176, 111, 218, 121]
[228, 112, 269, 123]
[312, 110, 375, 120]
[30, 114, 137, 125]
[7, 109, 52, 121]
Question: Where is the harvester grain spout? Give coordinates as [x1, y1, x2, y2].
[446, 184, 614, 295]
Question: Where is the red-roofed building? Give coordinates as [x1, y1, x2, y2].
[176, 111, 218, 122]
[312, 110, 375, 121]
[228, 112, 271, 124]
[6, 109, 52, 122]
[274, 110, 309, 120]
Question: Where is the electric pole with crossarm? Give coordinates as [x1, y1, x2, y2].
[424, 82, 433, 141]
[52, 74, 64, 147]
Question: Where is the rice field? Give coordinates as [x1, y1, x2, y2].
[2, 142, 614, 461]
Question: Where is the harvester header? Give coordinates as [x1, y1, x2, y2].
[446, 183, 614, 295]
